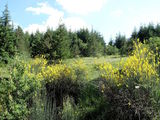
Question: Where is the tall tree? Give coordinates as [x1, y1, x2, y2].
[69, 32, 81, 57]
[0, 4, 16, 63]
[87, 30, 105, 56]
[43, 29, 54, 59]
[77, 29, 89, 56]
[52, 24, 71, 59]
[108, 39, 114, 46]
[30, 31, 44, 57]
[15, 26, 30, 55]
[114, 33, 127, 55]
[114, 33, 126, 49]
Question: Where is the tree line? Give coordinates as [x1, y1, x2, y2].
[0, 5, 106, 63]
[107, 23, 160, 55]
[0, 5, 160, 63]
[29, 26, 106, 60]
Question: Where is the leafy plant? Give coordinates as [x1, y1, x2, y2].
[0, 57, 41, 119]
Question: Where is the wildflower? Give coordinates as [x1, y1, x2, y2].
[135, 86, 140, 89]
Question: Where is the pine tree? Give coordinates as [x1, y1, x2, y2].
[69, 32, 81, 57]
[77, 29, 90, 56]
[52, 24, 71, 59]
[43, 29, 54, 59]
[0, 4, 16, 63]
[15, 26, 27, 54]
[30, 31, 44, 57]
[87, 30, 105, 57]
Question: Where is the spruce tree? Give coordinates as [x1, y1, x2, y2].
[43, 29, 54, 59]
[69, 32, 81, 57]
[15, 26, 27, 54]
[30, 31, 44, 57]
[0, 4, 16, 63]
[52, 24, 70, 59]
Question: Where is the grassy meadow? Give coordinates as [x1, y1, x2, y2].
[63, 55, 126, 80]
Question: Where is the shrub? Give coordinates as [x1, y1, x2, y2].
[35, 58, 88, 119]
[99, 40, 160, 119]
[0, 57, 41, 119]
[62, 97, 78, 120]
[105, 45, 119, 55]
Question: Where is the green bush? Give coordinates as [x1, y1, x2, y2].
[0, 59, 41, 119]
[62, 97, 78, 120]
[105, 45, 119, 55]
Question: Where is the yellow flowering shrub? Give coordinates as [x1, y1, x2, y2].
[98, 41, 160, 119]
[33, 58, 88, 83]
[99, 41, 160, 86]
[30, 58, 88, 119]
[40, 63, 75, 83]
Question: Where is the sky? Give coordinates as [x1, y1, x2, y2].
[0, 0, 160, 43]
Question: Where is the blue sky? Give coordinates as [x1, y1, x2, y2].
[0, 0, 160, 43]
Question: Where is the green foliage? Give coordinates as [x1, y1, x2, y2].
[131, 23, 160, 43]
[52, 24, 71, 59]
[0, 58, 41, 119]
[15, 26, 30, 56]
[77, 29, 106, 57]
[148, 37, 160, 52]
[30, 31, 44, 57]
[28, 26, 106, 59]
[109, 34, 130, 55]
[105, 45, 119, 55]
[62, 97, 78, 120]
[114, 34, 127, 49]
[69, 32, 82, 57]
[0, 4, 16, 63]
[43, 29, 54, 59]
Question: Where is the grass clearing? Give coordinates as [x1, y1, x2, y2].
[63, 55, 127, 80]
[0, 55, 126, 80]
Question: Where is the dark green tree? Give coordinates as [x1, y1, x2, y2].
[108, 39, 114, 46]
[114, 33, 126, 49]
[69, 32, 81, 57]
[131, 23, 157, 43]
[131, 28, 138, 40]
[114, 34, 127, 55]
[30, 31, 44, 57]
[0, 4, 16, 63]
[52, 24, 71, 59]
[77, 28, 90, 56]
[15, 26, 30, 55]
[87, 30, 105, 57]
[77, 28, 105, 57]
[155, 24, 160, 36]
[43, 29, 54, 59]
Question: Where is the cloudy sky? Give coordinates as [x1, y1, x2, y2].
[0, 0, 160, 43]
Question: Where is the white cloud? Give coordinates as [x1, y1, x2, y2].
[56, 0, 107, 15]
[26, 2, 64, 16]
[123, 11, 160, 38]
[64, 17, 91, 31]
[132, 13, 160, 27]
[24, 2, 89, 34]
[105, 11, 160, 43]
[110, 9, 123, 18]
[24, 24, 47, 34]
